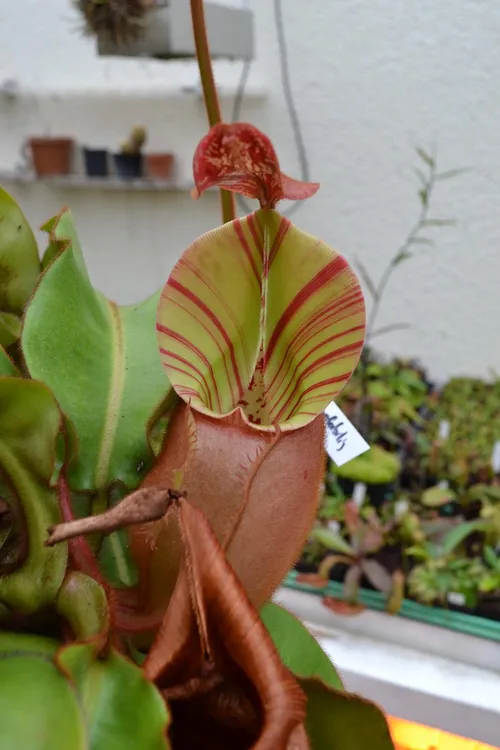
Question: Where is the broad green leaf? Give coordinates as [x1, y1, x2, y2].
[311, 526, 354, 555]
[261, 602, 344, 690]
[0, 378, 67, 614]
[441, 519, 487, 557]
[0, 345, 19, 376]
[157, 209, 365, 430]
[421, 485, 456, 508]
[479, 573, 500, 593]
[22, 209, 171, 491]
[466, 484, 500, 503]
[334, 445, 400, 485]
[0, 632, 84, 750]
[0, 633, 170, 750]
[0, 630, 58, 656]
[0, 187, 40, 314]
[300, 678, 395, 749]
[484, 545, 499, 570]
[58, 642, 170, 750]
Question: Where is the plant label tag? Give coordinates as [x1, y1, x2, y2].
[447, 591, 465, 607]
[491, 441, 500, 473]
[395, 498, 410, 518]
[324, 401, 370, 467]
[353, 482, 367, 506]
[438, 420, 450, 440]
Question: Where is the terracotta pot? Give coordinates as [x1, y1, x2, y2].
[28, 137, 74, 176]
[145, 153, 174, 179]
[129, 403, 325, 617]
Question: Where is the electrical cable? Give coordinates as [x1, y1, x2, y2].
[232, 0, 312, 218]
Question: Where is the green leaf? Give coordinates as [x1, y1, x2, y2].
[98, 528, 139, 588]
[405, 543, 432, 561]
[0, 378, 68, 614]
[436, 167, 470, 180]
[260, 602, 344, 690]
[422, 218, 456, 227]
[466, 484, 500, 503]
[0, 632, 85, 750]
[22, 209, 171, 491]
[441, 520, 487, 557]
[334, 446, 400, 485]
[479, 573, 500, 593]
[0, 345, 19, 376]
[484, 545, 499, 570]
[312, 526, 354, 555]
[418, 189, 428, 207]
[408, 237, 434, 247]
[393, 250, 412, 265]
[368, 381, 391, 399]
[55, 571, 109, 641]
[0, 310, 21, 347]
[421, 485, 456, 508]
[0, 187, 40, 315]
[157, 208, 365, 430]
[0, 633, 170, 750]
[416, 147, 435, 168]
[95, 483, 139, 588]
[57, 642, 170, 750]
[300, 678, 395, 749]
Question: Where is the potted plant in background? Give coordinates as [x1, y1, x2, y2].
[82, 144, 109, 177]
[145, 151, 175, 180]
[28, 135, 74, 176]
[75, 0, 156, 47]
[113, 125, 147, 178]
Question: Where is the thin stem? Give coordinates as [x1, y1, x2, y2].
[190, 0, 236, 224]
[365, 162, 436, 342]
[357, 160, 436, 436]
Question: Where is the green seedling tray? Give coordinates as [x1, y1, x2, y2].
[283, 570, 500, 642]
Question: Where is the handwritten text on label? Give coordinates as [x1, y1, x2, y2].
[324, 401, 370, 467]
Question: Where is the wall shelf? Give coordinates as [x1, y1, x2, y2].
[0, 171, 195, 193]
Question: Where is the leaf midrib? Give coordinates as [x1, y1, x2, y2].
[94, 301, 125, 489]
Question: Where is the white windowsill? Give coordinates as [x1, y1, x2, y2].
[2, 61, 267, 101]
[274, 587, 500, 746]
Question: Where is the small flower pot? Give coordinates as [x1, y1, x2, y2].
[28, 137, 74, 176]
[145, 153, 174, 180]
[113, 152, 143, 179]
[83, 147, 109, 177]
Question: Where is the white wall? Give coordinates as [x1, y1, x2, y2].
[0, 0, 499, 381]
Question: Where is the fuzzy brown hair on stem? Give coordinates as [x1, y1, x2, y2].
[74, 0, 156, 45]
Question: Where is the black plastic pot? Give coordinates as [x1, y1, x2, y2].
[83, 147, 109, 177]
[113, 153, 143, 179]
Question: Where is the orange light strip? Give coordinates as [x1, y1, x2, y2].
[388, 716, 499, 750]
